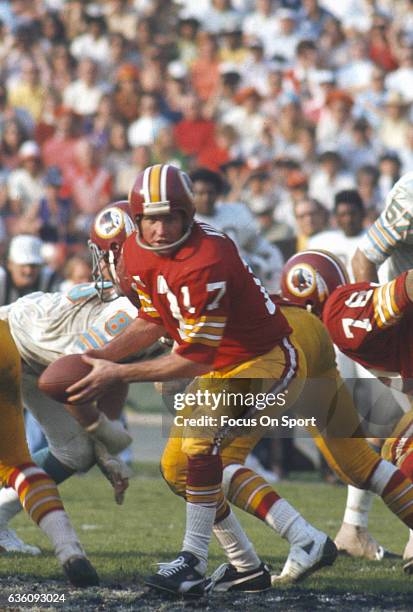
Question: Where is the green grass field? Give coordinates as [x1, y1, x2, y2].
[1, 464, 413, 611]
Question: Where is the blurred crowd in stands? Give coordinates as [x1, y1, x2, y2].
[0, 0, 412, 292]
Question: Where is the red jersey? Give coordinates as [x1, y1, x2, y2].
[121, 222, 291, 369]
[322, 272, 413, 379]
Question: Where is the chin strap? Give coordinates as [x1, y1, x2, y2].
[135, 221, 193, 252]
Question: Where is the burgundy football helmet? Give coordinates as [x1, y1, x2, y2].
[129, 163, 195, 251]
[281, 249, 349, 316]
[89, 201, 135, 300]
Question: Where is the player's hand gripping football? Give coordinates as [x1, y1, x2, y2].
[67, 354, 122, 404]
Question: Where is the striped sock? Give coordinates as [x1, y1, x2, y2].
[6, 463, 63, 524]
[370, 460, 413, 528]
[183, 454, 223, 570]
[223, 464, 280, 520]
[223, 464, 319, 546]
[215, 490, 231, 523]
[6, 463, 84, 564]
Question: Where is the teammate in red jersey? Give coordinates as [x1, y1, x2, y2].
[282, 250, 413, 569]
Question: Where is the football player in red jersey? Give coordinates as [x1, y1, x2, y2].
[67, 167, 413, 595]
[66, 164, 336, 595]
[281, 250, 413, 571]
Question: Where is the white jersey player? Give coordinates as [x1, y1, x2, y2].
[0, 202, 150, 554]
[354, 172, 413, 282]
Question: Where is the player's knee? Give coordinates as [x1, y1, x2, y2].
[160, 453, 186, 498]
[51, 437, 95, 473]
[181, 437, 212, 457]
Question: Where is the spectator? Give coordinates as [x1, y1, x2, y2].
[59, 253, 93, 292]
[104, 0, 139, 41]
[309, 150, 355, 210]
[267, 9, 300, 63]
[308, 189, 366, 278]
[65, 139, 112, 234]
[353, 66, 387, 129]
[316, 89, 354, 151]
[242, 0, 278, 54]
[70, 13, 110, 65]
[0, 118, 27, 171]
[385, 45, 413, 103]
[298, 0, 333, 40]
[176, 17, 200, 66]
[356, 165, 381, 217]
[293, 197, 329, 251]
[27, 166, 73, 244]
[222, 87, 264, 156]
[127, 93, 170, 148]
[190, 32, 221, 101]
[376, 152, 402, 210]
[63, 57, 105, 117]
[339, 118, 380, 173]
[378, 91, 410, 152]
[200, 0, 243, 35]
[174, 94, 215, 158]
[197, 123, 239, 172]
[7, 59, 46, 124]
[42, 106, 81, 177]
[336, 36, 374, 94]
[8, 141, 45, 221]
[112, 63, 141, 123]
[152, 126, 189, 169]
[105, 121, 132, 197]
[0, 234, 60, 305]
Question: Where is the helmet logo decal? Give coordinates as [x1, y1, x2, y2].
[95, 207, 125, 239]
[287, 263, 317, 297]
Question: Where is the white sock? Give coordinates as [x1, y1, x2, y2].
[182, 503, 215, 574]
[265, 498, 318, 546]
[38, 510, 84, 564]
[0, 487, 22, 528]
[213, 510, 260, 571]
[343, 486, 374, 528]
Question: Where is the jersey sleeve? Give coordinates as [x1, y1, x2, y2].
[173, 264, 229, 364]
[323, 273, 411, 352]
[359, 177, 413, 265]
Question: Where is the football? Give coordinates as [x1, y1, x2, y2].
[38, 353, 92, 404]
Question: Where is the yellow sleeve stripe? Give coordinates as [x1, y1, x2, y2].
[143, 309, 161, 319]
[137, 289, 151, 300]
[373, 281, 402, 328]
[182, 336, 221, 347]
[138, 295, 154, 306]
[186, 331, 222, 341]
[184, 315, 227, 325]
[184, 325, 224, 338]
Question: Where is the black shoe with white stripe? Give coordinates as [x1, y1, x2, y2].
[205, 562, 271, 593]
[145, 551, 206, 597]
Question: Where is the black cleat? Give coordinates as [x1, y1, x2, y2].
[145, 551, 206, 598]
[63, 555, 100, 587]
[205, 562, 271, 593]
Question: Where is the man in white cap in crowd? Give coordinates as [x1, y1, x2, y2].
[0, 234, 60, 306]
